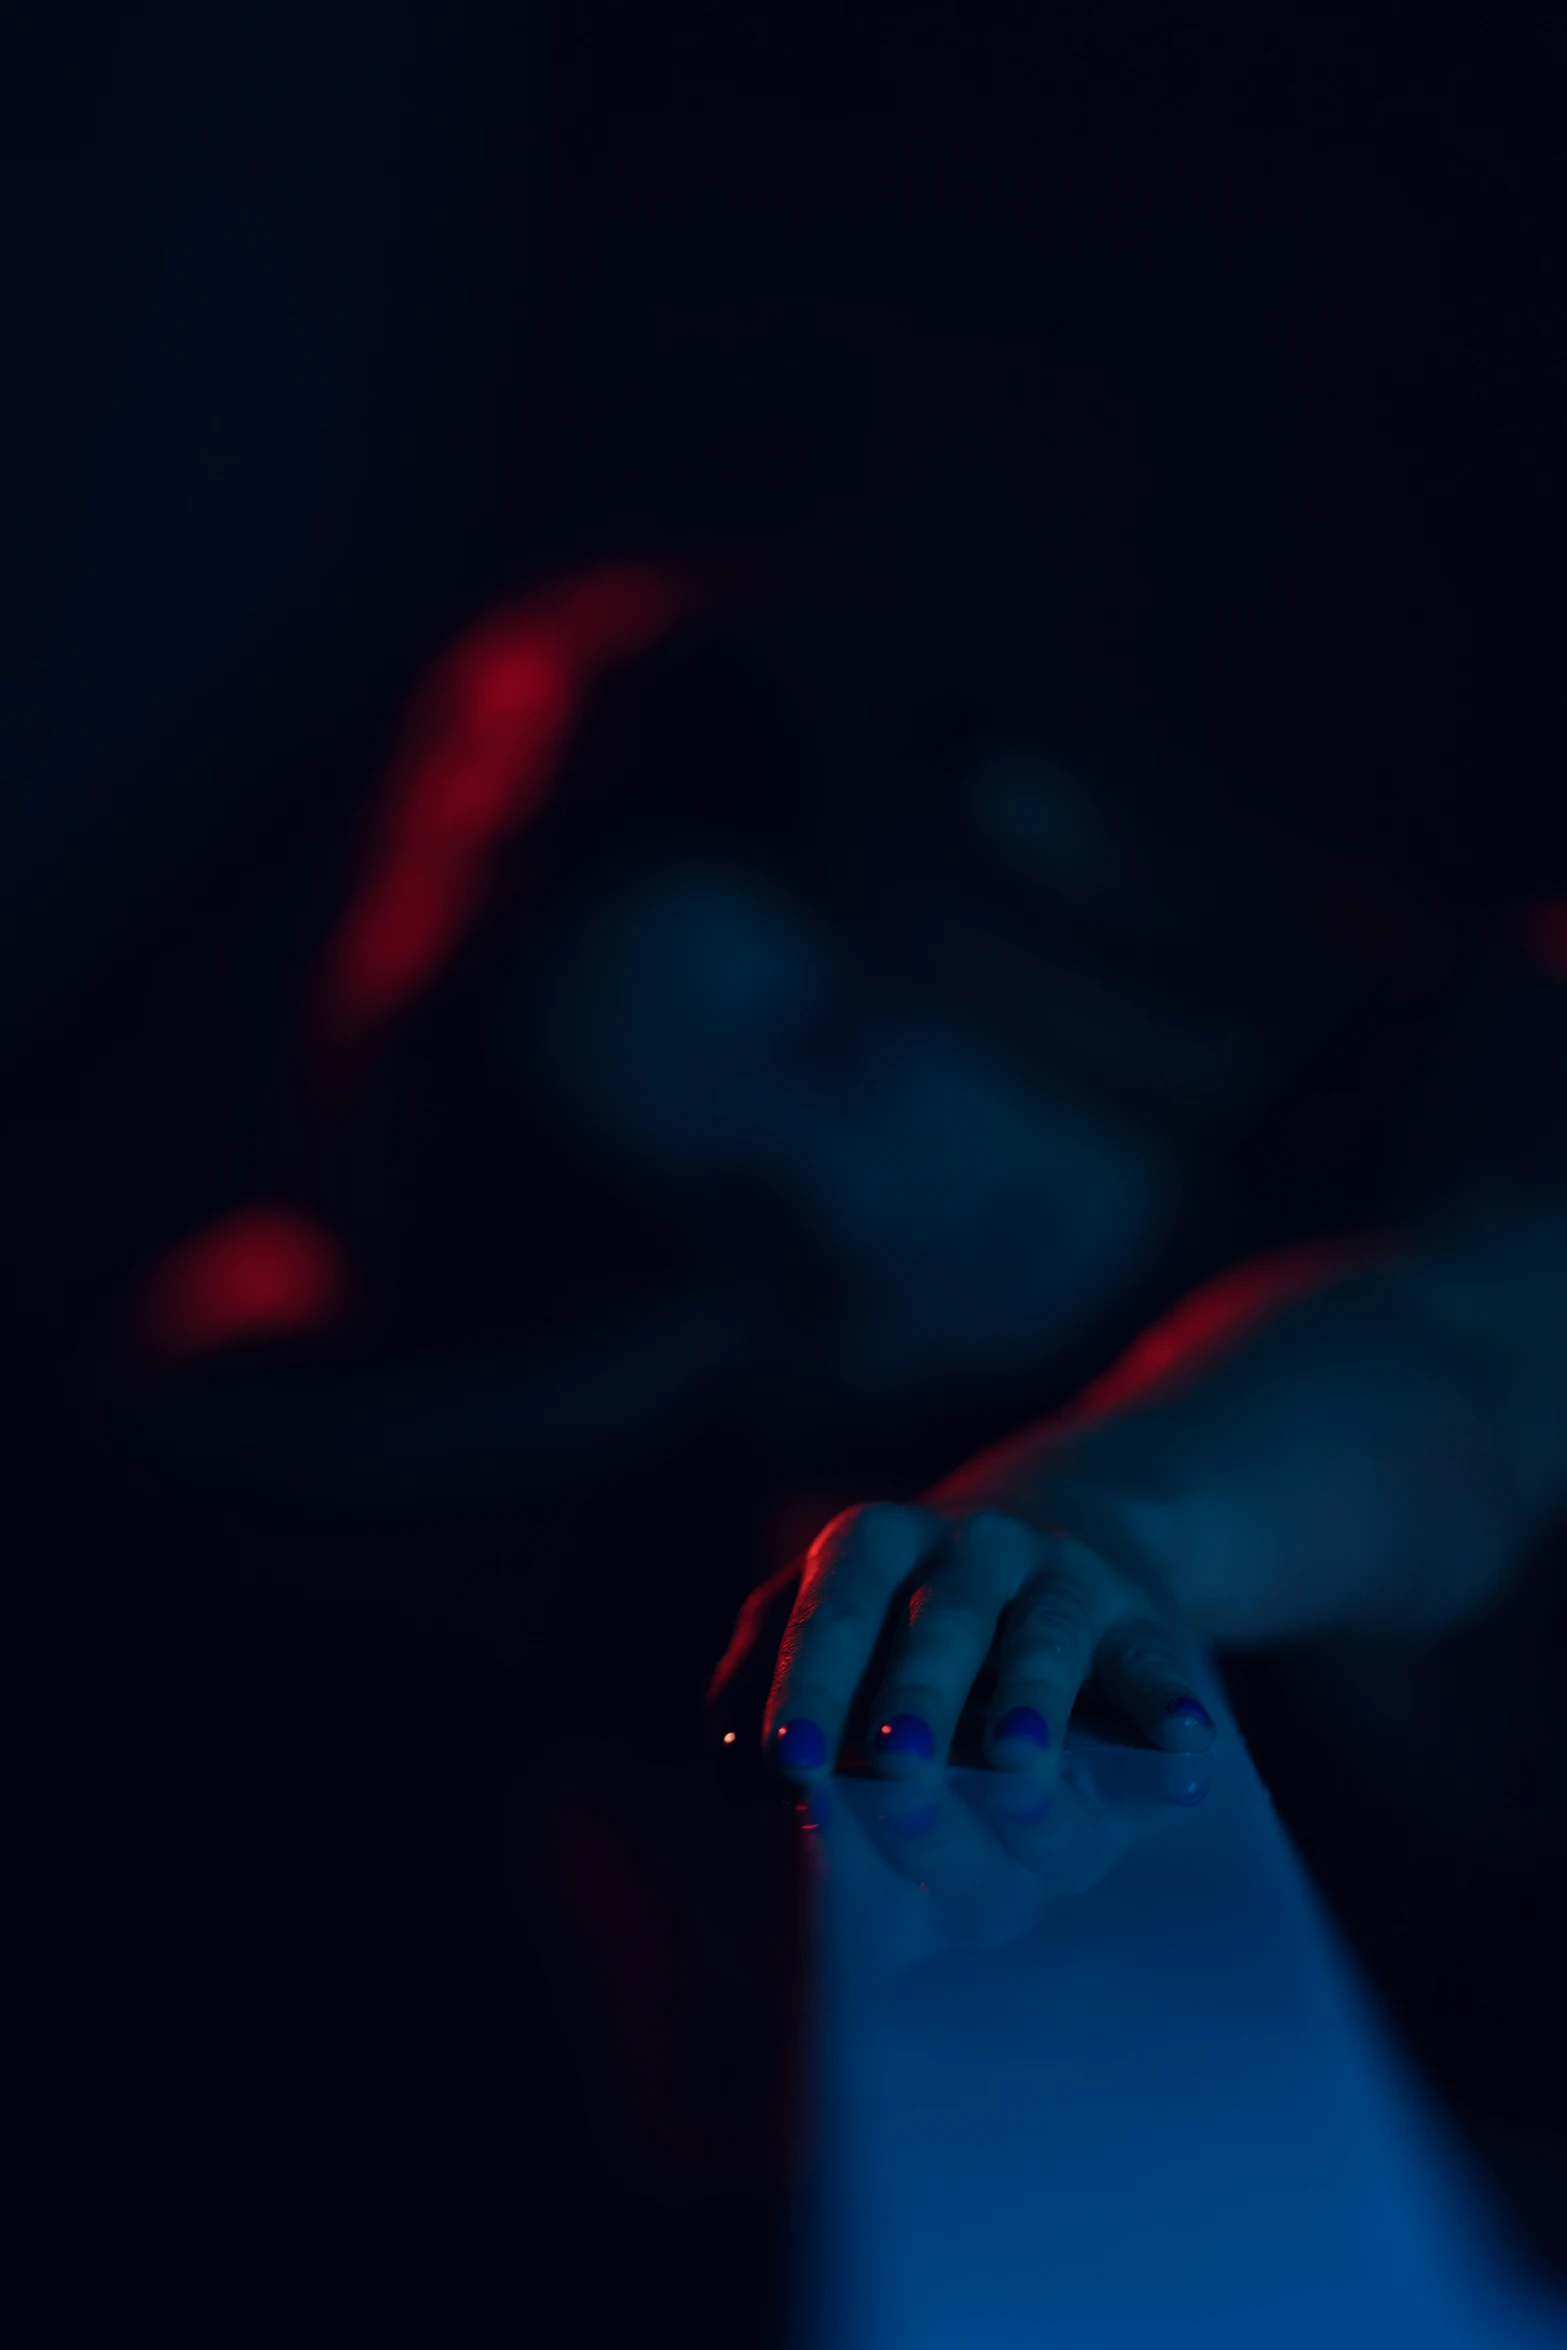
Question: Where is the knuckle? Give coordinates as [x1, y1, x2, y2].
[855, 1499, 937, 1554]
[1110, 1624, 1183, 1679]
[806, 1500, 900, 1572]
[949, 1510, 1040, 1582]
[805, 1499, 939, 1593]
[955, 1507, 1032, 1549]
[806, 1504, 869, 1562]
[906, 1581, 998, 1643]
[792, 1586, 889, 1649]
[1010, 1588, 1092, 1658]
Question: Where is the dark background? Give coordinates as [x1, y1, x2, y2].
[6, 4, 1566, 2337]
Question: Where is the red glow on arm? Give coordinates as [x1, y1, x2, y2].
[1519, 898, 1567, 982]
[1074, 1233, 1398, 1422]
[132, 1206, 353, 1368]
[309, 557, 766, 1079]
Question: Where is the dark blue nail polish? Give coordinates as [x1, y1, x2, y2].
[773, 1718, 826, 1770]
[876, 1712, 934, 1761]
[1166, 1696, 1213, 1730]
[992, 1704, 1050, 1750]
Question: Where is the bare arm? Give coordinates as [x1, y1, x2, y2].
[923, 1199, 1565, 1654]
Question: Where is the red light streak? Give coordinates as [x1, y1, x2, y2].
[308, 556, 769, 1082]
[1072, 1233, 1397, 1421]
[131, 1205, 354, 1368]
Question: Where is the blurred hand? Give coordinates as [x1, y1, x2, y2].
[708, 1244, 1520, 1785]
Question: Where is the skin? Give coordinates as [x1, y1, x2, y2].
[712, 1192, 1567, 1788]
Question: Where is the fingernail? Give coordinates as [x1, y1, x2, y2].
[1166, 1697, 1213, 1730]
[773, 1718, 827, 1770]
[876, 1712, 934, 1761]
[992, 1704, 1050, 1750]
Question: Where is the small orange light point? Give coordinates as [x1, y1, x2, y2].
[723, 1731, 736, 1745]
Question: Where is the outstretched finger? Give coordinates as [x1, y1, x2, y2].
[763, 1503, 947, 1779]
[863, 1511, 1045, 1779]
[1091, 1615, 1217, 1753]
[982, 1533, 1107, 1776]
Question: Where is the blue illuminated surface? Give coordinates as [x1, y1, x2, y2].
[787, 1684, 1567, 2350]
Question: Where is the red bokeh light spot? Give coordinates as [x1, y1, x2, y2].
[132, 1206, 353, 1368]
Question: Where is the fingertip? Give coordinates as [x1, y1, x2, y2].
[987, 1702, 1053, 1771]
[869, 1710, 940, 1778]
[769, 1716, 829, 1776]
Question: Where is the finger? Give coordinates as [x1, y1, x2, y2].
[706, 1553, 805, 1751]
[983, 1532, 1107, 1774]
[1091, 1615, 1217, 1753]
[866, 1511, 1044, 1779]
[763, 1503, 947, 1778]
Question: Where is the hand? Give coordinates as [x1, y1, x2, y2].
[708, 1242, 1525, 1783]
[713, 1502, 1217, 1786]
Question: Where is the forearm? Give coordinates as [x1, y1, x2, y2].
[932, 1216, 1566, 1651]
[929, 1234, 1398, 1585]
